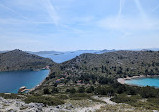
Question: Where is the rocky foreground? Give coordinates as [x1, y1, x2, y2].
[0, 97, 72, 112]
[0, 96, 156, 112]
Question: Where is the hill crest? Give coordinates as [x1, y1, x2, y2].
[0, 49, 54, 72]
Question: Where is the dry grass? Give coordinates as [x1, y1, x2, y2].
[65, 99, 101, 108]
[96, 104, 153, 112]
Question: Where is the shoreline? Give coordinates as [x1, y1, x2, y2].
[117, 75, 159, 85]
[29, 69, 51, 93]
[0, 69, 50, 93]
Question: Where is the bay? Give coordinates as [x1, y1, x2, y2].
[125, 77, 159, 88]
[0, 70, 49, 93]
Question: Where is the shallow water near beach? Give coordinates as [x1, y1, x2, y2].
[0, 70, 49, 93]
[125, 77, 159, 88]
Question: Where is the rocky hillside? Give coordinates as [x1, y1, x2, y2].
[60, 50, 159, 78]
[30, 50, 159, 111]
[35, 50, 159, 92]
[0, 49, 54, 71]
[38, 50, 159, 89]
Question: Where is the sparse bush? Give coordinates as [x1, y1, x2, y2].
[111, 94, 137, 104]
[24, 95, 64, 106]
[57, 94, 68, 100]
[70, 88, 76, 94]
[0, 93, 21, 99]
[69, 93, 90, 100]
[86, 86, 94, 93]
[139, 86, 158, 98]
[51, 87, 58, 94]
[43, 88, 50, 94]
[78, 86, 85, 93]
[65, 89, 70, 93]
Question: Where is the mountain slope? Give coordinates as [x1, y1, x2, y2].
[0, 49, 54, 71]
[61, 50, 159, 78]
[63, 51, 159, 74]
[33, 50, 159, 93]
[43, 50, 159, 85]
[32, 50, 159, 111]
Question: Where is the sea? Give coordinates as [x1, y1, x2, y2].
[125, 77, 159, 88]
[0, 70, 49, 93]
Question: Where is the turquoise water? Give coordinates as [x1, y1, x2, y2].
[0, 70, 49, 93]
[125, 77, 159, 88]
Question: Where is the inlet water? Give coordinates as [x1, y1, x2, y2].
[0, 70, 49, 93]
[36, 50, 105, 63]
[125, 77, 159, 88]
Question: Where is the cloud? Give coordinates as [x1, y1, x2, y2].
[118, 0, 125, 18]
[97, 16, 159, 31]
[0, 0, 159, 51]
[134, 0, 147, 19]
[0, 1, 55, 25]
[98, 0, 159, 32]
[41, 0, 60, 26]
[0, 3, 28, 20]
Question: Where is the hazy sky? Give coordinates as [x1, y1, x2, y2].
[0, 0, 159, 51]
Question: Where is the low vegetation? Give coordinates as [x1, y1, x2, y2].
[0, 49, 54, 71]
[96, 104, 153, 112]
[0, 93, 22, 99]
[2, 50, 159, 110]
[112, 94, 159, 110]
[31, 50, 159, 110]
[24, 95, 64, 106]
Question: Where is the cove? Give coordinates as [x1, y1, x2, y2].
[125, 77, 159, 88]
[0, 70, 49, 93]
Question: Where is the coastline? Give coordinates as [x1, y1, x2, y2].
[29, 69, 51, 93]
[117, 75, 159, 85]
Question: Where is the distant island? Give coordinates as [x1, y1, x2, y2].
[0, 49, 54, 72]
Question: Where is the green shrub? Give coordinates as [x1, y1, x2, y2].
[86, 86, 95, 93]
[111, 94, 137, 104]
[51, 87, 58, 94]
[77, 86, 85, 93]
[24, 95, 64, 106]
[0, 93, 21, 99]
[65, 89, 70, 93]
[94, 86, 115, 96]
[57, 94, 68, 100]
[69, 93, 90, 100]
[43, 88, 50, 94]
[139, 86, 158, 98]
[70, 88, 76, 94]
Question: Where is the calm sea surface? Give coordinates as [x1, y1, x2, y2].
[125, 77, 159, 88]
[36, 50, 105, 63]
[0, 70, 49, 93]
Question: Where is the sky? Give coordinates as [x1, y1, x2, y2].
[0, 0, 159, 51]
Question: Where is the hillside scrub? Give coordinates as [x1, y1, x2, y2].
[32, 50, 159, 110]
[24, 95, 64, 106]
[0, 49, 54, 71]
